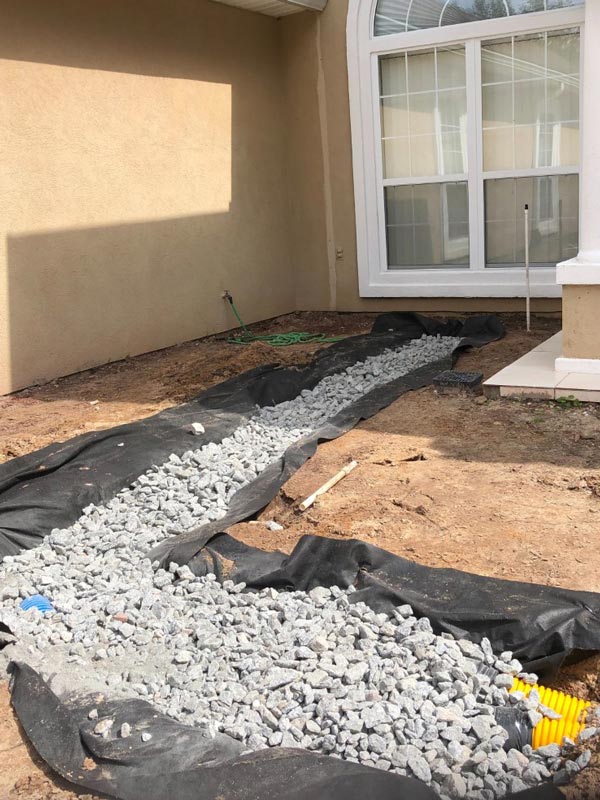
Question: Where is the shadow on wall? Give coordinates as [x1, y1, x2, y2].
[5, 213, 287, 391]
[1, 0, 294, 394]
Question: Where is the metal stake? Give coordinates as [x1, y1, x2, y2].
[524, 204, 531, 333]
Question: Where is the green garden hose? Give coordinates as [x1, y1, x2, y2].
[224, 293, 345, 347]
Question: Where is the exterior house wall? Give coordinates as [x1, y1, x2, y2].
[1, 0, 562, 395]
[280, 1, 562, 315]
[0, 0, 294, 394]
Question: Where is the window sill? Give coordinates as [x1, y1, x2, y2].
[359, 267, 561, 298]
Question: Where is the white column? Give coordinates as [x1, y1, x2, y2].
[557, 0, 600, 284]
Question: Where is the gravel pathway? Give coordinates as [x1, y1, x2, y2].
[0, 335, 593, 799]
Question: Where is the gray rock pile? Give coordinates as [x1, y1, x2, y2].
[1, 575, 593, 799]
[0, 335, 594, 798]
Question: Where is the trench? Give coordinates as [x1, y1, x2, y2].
[0, 314, 597, 800]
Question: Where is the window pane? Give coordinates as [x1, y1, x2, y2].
[380, 47, 467, 179]
[380, 54, 406, 96]
[514, 80, 545, 126]
[437, 48, 466, 89]
[385, 183, 469, 268]
[441, 132, 466, 174]
[409, 92, 436, 135]
[548, 80, 579, 123]
[374, 0, 584, 37]
[482, 30, 580, 171]
[558, 122, 580, 165]
[410, 135, 438, 176]
[485, 175, 579, 266]
[383, 139, 410, 178]
[513, 34, 546, 81]
[482, 40, 513, 84]
[381, 95, 409, 138]
[407, 51, 436, 93]
[547, 29, 580, 75]
[482, 83, 513, 129]
[483, 128, 514, 170]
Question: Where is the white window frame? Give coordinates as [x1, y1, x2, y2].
[347, 0, 585, 297]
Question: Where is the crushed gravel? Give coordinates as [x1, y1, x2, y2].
[0, 335, 594, 799]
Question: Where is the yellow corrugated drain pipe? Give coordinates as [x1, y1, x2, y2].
[511, 678, 591, 748]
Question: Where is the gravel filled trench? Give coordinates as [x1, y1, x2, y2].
[0, 335, 594, 799]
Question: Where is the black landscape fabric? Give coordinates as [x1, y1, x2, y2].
[169, 532, 600, 677]
[0, 313, 503, 557]
[9, 662, 562, 800]
[0, 313, 585, 800]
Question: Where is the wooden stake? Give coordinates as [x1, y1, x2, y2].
[299, 461, 358, 511]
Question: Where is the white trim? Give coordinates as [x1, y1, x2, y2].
[466, 39, 482, 272]
[373, 51, 389, 276]
[483, 166, 579, 179]
[347, 0, 584, 298]
[471, 38, 486, 273]
[556, 256, 600, 285]
[361, 266, 561, 297]
[555, 356, 600, 374]
[382, 173, 467, 186]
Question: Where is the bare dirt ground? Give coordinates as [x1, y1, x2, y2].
[0, 312, 371, 465]
[0, 683, 102, 800]
[2, 310, 600, 798]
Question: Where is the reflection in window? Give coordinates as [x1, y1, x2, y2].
[380, 48, 467, 179]
[374, 0, 584, 37]
[385, 183, 470, 268]
[482, 30, 580, 171]
[485, 174, 578, 266]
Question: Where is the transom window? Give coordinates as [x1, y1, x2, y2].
[375, 0, 584, 37]
[347, 0, 584, 297]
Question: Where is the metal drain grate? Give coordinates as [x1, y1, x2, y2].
[433, 370, 483, 393]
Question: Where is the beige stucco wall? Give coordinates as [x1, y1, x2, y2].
[280, 1, 561, 316]
[562, 285, 600, 359]
[1, 0, 561, 395]
[0, 0, 294, 394]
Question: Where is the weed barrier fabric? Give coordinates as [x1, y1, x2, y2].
[0, 313, 578, 800]
[0, 313, 502, 557]
[9, 662, 562, 800]
[174, 532, 600, 678]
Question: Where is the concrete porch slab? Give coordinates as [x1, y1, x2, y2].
[484, 332, 600, 402]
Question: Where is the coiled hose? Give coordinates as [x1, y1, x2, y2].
[224, 293, 345, 347]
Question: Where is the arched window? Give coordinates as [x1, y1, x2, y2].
[374, 0, 584, 37]
[347, 0, 584, 297]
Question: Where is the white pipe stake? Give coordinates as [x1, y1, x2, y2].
[524, 204, 531, 333]
[299, 461, 358, 511]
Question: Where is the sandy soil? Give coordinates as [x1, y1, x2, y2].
[234, 349, 600, 594]
[0, 312, 374, 465]
[3, 310, 600, 798]
[0, 682, 101, 800]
